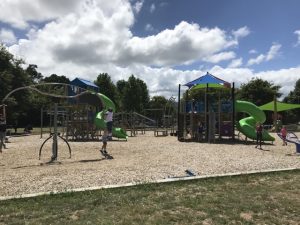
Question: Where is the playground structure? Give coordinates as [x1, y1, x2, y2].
[177, 72, 275, 143]
[113, 112, 154, 136]
[109, 96, 177, 137]
[1, 81, 128, 161]
[177, 72, 235, 142]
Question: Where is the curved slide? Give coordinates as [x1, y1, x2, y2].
[235, 100, 274, 141]
[94, 93, 128, 140]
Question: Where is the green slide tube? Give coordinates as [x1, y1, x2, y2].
[235, 100, 274, 141]
[94, 93, 128, 140]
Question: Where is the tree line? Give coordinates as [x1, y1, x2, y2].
[0, 44, 299, 127]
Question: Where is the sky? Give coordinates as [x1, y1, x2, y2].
[0, 0, 300, 100]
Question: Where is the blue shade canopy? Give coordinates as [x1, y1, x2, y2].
[183, 72, 231, 89]
[76, 78, 99, 88]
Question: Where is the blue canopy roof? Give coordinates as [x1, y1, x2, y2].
[183, 72, 231, 89]
[75, 78, 99, 88]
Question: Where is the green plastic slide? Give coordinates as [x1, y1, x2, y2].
[235, 100, 274, 141]
[94, 93, 128, 140]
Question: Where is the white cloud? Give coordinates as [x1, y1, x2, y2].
[119, 21, 237, 66]
[203, 51, 236, 63]
[0, 0, 83, 29]
[249, 49, 257, 54]
[228, 58, 243, 68]
[247, 54, 265, 66]
[209, 66, 300, 98]
[266, 43, 281, 60]
[294, 30, 300, 46]
[0, 28, 17, 45]
[150, 3, 155, 13]
[145, 23, 154, 32]
[5, 0, 298, 99]
[133, 0, 144, 14]
[10, 0, 134, 68]
[247, 43, 281, 66]
[232, 26, 250, 39]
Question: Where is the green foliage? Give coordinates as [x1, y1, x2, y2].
[26, 64, 43, 83]
[94, 73, 120, 108]
[149, 96, 168, 109]
[0, 45, 35, 124]
[283, 79, 300, 123]
[116, 79, 127, 110]
[236, 78, 281, 106]
[122, 75, 150, 113]
[42, 74, 70, 84]
[147, 96, 168, 123]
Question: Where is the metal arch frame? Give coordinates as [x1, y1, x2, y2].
[1, 83, 96, 162]
[39, 132, 72, 160]
[1, 82, 92, 104]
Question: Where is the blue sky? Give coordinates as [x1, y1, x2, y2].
[132, 0, 300, 71]
[0, 0, 299, 98]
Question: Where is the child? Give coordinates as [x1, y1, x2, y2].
[197, 121, 204, 141]
[280, 126, 287, 146]
[255, 122, 263, 149]
[100, 129, 109, 157]
[105, 107, 113, 140]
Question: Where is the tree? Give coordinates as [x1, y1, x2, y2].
[122, 75, 150, 113]
[147, 96, 168, 124]
[94, 73, 120, 108]
[25, 64, 43, 83]
[116, 79, 127, 110]
[283, 78, 300, 123]
[42, 74, 70, 84]
[236, 78, 281, 106]
[0, 45, 33, 125]
[236, 78, 282, 125]
[149, 96, 168, 109]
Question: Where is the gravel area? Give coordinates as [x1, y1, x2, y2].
[0, 132, 299, 198]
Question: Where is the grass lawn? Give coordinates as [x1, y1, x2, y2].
[0, 170, 299, 225]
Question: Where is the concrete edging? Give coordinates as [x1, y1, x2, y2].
[0, 167, 299, 201]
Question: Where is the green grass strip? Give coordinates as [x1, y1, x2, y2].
[0, 170, 299, 225]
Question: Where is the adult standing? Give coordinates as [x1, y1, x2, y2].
[0, 114, 7, 152]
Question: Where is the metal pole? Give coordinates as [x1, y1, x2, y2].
[218, 91, 221, 140]
[177, 84, 181, 140]
[273, 95, 278, 132]
[205, 83, 208, 142]
[40, 107, 43, 138]
[51, 103, 58, 161]
[232, 82, 235, 141]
